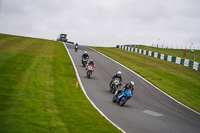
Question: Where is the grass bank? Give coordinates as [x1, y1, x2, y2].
[0, 34, 121, 133]
[92, 47, 200, 113]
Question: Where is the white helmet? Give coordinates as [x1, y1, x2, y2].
[89, 59, 94, 63]
[128, 81, 134, 89]
[84, 51, 87, 54]
[117, 71, 121, 76]
[130, 81, 134, 86]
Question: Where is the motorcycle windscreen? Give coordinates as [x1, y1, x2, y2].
[88, 65, 94, 70]
[125, 89, 132, 98]
[114, 78, 120, 85]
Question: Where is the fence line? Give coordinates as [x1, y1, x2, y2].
[151, 44, 200, 50]
[119, 45, 200, 72]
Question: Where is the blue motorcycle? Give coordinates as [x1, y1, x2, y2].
[112, 88, 132, 106]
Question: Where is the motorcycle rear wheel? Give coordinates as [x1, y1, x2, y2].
[110, 85, 113, 93]
[112, 95, 117, 102]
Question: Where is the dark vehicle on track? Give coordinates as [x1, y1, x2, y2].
[57, 34, 67, 42]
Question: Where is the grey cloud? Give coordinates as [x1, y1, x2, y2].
[0, 0, 199, 48]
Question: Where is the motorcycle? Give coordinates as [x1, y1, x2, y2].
[82, 58, 88, 67]
[86, 65, 94, 78]
[75, 45, 78, 52]
[112, 88, 132, 106]
[110, 78, 121, 94]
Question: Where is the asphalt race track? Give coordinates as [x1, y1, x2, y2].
[65, 43, 200, 133]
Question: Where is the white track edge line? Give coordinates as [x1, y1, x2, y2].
[63, 43, 126, 133]
[91, 48, 200, 116]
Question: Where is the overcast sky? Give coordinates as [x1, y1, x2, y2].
[0, 0, 200, 48]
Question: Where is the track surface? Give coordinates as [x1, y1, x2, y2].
[66, 43, 200, 133]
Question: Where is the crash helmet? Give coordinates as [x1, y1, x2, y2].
[129, 81, 134, 89]
[117, 71, 121, 76]
[84, 51, 87, 54]
[89, 59, 94, 63]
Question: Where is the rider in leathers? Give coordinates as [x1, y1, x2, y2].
[110, 71, 122, 87]
[115, 81, 134, 96]
[74, 43, 78, 51]
[81, 51, 89, 63]
[86, 59, 95, 69]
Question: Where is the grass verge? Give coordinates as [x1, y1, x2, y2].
[92, 47, 200, 113]
[0, 34, 121, 133]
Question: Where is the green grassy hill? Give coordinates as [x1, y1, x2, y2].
[0, 34, 121, 133]
[92, 47, 200, 113]
[134, 46, 200, 63]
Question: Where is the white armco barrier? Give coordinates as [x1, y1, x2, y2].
[184, 59, 189, 67]
[175, 57, 181, 64]
[154, 52, 158, 58]
[167, 55, 172, 62]
[160, 54, 164, 60]
[148, 51, 152, 56]
[193, 61, 198, 70]
[143, 50, 146, 55]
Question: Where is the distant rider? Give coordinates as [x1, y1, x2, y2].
[74, 43, 78, 51]
[74, 43, 78, 48]
[115, 81, 134, 96]
[86, 59, 95, 69]
[110, 71, 122, 87]
[82, 51, 89, 63]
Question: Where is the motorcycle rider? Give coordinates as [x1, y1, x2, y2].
[114, 81, 134, 96]
[74, 43, 78, 51]
[81, 51, 89, 63]
[74, 43, 78, 47]
[86, 59, 95, 70]
[110, 71, 122, 87]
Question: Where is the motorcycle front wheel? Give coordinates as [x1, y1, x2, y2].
[119, 97, 127, 106]
[87, 71, 91, 78]
[112, 86, 117, 94]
